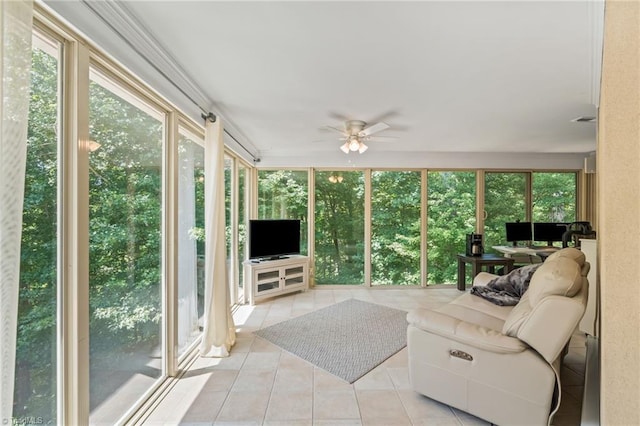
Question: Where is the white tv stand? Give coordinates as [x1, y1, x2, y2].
[243, 255, 309, 305]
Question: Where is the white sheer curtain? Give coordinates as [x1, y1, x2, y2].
[199, 118, 236, 357]
[178, 142, 198, 352]
[0, 0, 33, 421]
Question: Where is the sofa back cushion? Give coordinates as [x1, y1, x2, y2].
[526, 257, 583, 305]
[501, 248, 585, 337]
[545, 246, 585, 265]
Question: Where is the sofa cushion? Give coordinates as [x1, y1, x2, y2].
[502, 292, 532, 337]
[545, 247, 585, 265]
[527, 257, 583, 305]
[438, 293, 511, 332]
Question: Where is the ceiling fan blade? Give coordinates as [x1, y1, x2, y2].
[367, 110, 399, 125]
[360, 122, 390, 137]
[320, 125, 347, 135]
[367, 136, 398, 141]
[328, 111, 351, 122]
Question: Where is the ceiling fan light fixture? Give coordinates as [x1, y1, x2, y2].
[358, 143, 368, 154]
[340, 142, 350, 154]
[348, 137, 360, 152]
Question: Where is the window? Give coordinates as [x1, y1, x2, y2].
[88, 68, 164, 423]
[14, 30, 61, 425]
[532, 172, 576, 222]
[257, 170, 308, 255]
[484, 172, 527, 249]
[371, 171, 421, 285]
[314, 170, 364, 285]
[237, 163, 248, 301]
[427, 171, 476, 284]
[177, 127, 205, 357]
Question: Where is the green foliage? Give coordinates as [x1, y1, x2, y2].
[87, 80, 163, 352]
[314, 171, 365, 284]
[427, 172, 476, 284]
[257, 170, 309, 254]
[371, 171, 421, 285]
[15, 48, 59, 421]
[533, 172, 577, 222]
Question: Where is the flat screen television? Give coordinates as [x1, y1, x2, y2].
[533, 222, 568, 246]
[249, 219, 301, 260]
[505, 222, 532, 246]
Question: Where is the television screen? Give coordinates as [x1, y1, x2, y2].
[505, 222, 532, 245]
[533, 222, 568, 245]
[249, 219, 301, 260]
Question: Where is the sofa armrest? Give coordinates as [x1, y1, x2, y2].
[407, 308, 527, 354]
[472, 272, 498, 287]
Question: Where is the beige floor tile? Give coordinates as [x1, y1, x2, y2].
[355, 389, 411, 422]
[264, 421, 312, 426]
[242, 351, 282, 370]
[353, 367, 394, 390]
[179, 390, 227, 423]
[250, 336, 284, 352]
[215, 391, 270, 422]
[278, 351, 313, 370]
[451, 407, 492, 425]
[273, 365, 314, 393]
[230, 369, 276, 393]
[396, 390, 457, 420]
[265, 390, 313, 421]
[313, 420, 362, 426]
[386, 367, 411, 390]
[382, 347, 408, 367]
[313, 389, 361, 420]
[199, 370, 239, 393]
[313, 367, 353, 391]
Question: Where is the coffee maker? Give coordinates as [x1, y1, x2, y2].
[466, 233, 484, 256]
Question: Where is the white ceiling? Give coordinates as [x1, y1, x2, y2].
[43, 0, 602, 168]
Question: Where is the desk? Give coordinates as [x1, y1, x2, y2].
[456, 254, 515, 291]
[492, 245, 558, 263]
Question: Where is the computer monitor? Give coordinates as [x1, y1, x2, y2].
[505, 222, 532, 246]
[533, 222, 568, 246]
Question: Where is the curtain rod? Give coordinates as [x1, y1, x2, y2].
[82, 0, 260, 163]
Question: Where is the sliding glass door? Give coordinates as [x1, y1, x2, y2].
[314, 170, 365, 285]
[483, 172, 527, 250]
[88, 67, 164, 424]
[427, 171, 476, 284]
[371, 170, 421, 285]
[14, 30, 61, 424]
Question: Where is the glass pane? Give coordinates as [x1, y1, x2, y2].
[427, 172, 476, 284]
[532, 172, 577, 222]
[88, 70, 164, 424]
[237, 164, 247, 302]
[224, 156, 233, 302]
[371, 171, 421, 285]
[177, 129, 204, 357]
[14, 33, 60, 424]
[314, 171, 364, 285]
[257, 170, 308, 255]
[484, 172, 527, 250]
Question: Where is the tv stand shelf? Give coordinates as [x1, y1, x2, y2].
[243, 255, 309, 305]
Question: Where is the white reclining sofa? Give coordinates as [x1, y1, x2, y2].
[407, 247, 588, 425]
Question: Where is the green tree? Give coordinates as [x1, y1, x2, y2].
[15, 48, 59, 421]
[371, 171, 421, 285]
[314, 171, 364, 284]
[427, 172, 476, 284]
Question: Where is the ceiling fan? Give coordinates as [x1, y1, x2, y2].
[324, 120, 395, 154]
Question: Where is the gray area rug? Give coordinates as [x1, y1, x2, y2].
[254, 298, 408, 383]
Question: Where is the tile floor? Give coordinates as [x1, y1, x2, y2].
[142, 288, 585, 425]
